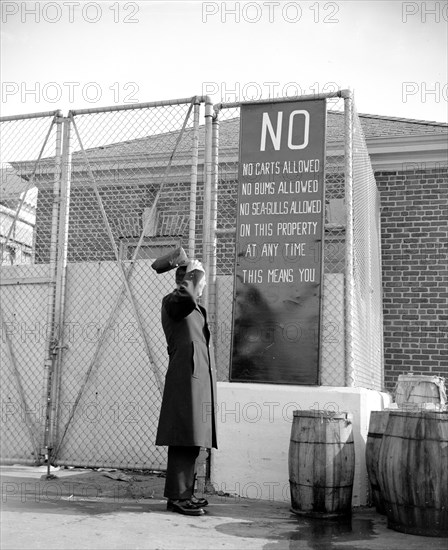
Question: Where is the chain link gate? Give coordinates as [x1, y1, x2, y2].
[206, 91, 384, 390]
[49, 98, 209, 470]
[1, 110, 62, 464]
[1, 97, 211, 470]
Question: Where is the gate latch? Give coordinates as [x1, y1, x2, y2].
[50, 341, 69, 356]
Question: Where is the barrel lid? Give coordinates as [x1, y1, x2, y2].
[397, 374, 445, 383]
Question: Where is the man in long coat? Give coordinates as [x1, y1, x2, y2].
[156, 260, 217, 516]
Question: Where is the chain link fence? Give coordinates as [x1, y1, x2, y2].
[1, 91, 384, 468]
[1, 111, 62, 464]
[350, 104, 384, 388]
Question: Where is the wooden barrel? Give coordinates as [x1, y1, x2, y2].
[395, 374, 446, 410]
[288, 410, 355, 518]
[378, 410, 448, 537]
[365, 410, 389, 514]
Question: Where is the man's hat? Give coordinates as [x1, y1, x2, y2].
[151, 246, 188, 274]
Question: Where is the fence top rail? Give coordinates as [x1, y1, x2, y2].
[214, 89, 351, 112]
[69, 96, 212, 116]
[0, 110, 62, 122]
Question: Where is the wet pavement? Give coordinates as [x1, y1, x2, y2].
[1, 465, 447, 549]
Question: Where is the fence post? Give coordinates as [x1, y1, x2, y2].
[202, 96, 214, 308]
[188, 98, 201, 258]
[49, 116, 72, 458]
[41, 112, 64, 469]
[207, 109, 220, 331]
[343, 90, 355, 387]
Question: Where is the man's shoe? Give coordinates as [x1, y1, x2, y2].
[166, 499, 205, 516]
[191, 496, 209, 508]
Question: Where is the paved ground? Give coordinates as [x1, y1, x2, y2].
[1, 465, 447, 550]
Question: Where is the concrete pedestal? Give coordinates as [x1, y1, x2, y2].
[210, 382, 391, 506]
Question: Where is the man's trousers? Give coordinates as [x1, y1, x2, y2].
[164, 445, 200, 500]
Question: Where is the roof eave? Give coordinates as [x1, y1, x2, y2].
[365, 133, 448, 171]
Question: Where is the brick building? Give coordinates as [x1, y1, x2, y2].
[25, 111, 448, 393]
[356, 115, 447, 391]
[0, 165, 37, 265]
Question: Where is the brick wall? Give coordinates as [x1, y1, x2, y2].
[376, 168, 448, 393]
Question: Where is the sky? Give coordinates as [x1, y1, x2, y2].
[0, 0, 447, 122]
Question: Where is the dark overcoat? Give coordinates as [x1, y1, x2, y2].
[155, 285, 218, 449]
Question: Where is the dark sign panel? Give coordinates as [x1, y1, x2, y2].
[230, 100, 326, 384]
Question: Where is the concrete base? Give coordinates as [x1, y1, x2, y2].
[210, 382, 391, 506]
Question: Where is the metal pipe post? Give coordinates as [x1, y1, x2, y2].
[41, 112, 63, 472]
[50, 116, 72, 458]
[207, 109, 220, 329]
[202, 97, 213, 308]
[188, 99, 200, 257]
[344, 91, 355, 387]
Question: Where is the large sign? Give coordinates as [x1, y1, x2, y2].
[230, 100, 326, 384]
